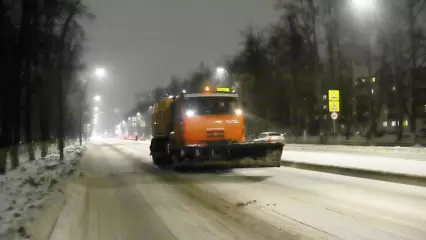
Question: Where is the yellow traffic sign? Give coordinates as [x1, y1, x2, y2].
[329, 101, 340, 112]
[328, 90, 340, 101]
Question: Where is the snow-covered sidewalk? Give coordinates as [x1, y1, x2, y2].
[0, 145, 84, 240]
[282, 150, 426, 178]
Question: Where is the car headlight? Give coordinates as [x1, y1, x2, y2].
[235, 108, 243, 115]
[186, 110, 196, 117]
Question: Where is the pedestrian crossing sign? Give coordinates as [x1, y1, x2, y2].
[328, 101, 340, 112]
[328, 90, 340, 101]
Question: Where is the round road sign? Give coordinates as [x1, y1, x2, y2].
[331, 112, 338, 120]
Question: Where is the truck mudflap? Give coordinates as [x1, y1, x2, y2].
[177, 142, 283, 168]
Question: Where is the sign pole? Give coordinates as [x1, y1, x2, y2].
[328, 89, 340, 137]
[333, 119, 336, 136]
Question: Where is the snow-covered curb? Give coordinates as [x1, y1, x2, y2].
[285, 144, 426, 157]
[0, 145, 84, 240]
[281, 150, 426, 177]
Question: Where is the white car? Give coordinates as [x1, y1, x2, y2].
[254, 132, 286, 145]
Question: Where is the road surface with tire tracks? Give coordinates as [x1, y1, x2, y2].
[38, 139, 426, 240]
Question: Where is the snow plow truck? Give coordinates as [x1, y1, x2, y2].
[149, 87, 283, 169]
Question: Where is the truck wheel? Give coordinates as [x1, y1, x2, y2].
[171, 151, 191, 171]
[152, 156, 168, 168]
[151, 137, 169, 167]
[170, 153, 179, 170]
[171, 153, 183, 170]
[164, 141, 174, 165]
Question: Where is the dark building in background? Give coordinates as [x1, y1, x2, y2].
[353, 74, 404, 134]
[351, 69, 426, 136]
[353, 76, 378, 126]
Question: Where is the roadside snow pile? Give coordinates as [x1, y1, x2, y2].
[0, 145, 84, 240]
[285, 144, 426, 156]
[282, 150, 426, 177]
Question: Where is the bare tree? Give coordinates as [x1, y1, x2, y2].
[0, 0, 92, 173]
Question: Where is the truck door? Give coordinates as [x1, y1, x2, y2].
[171, 98, 183, 143]
[170, 101, 176, 132]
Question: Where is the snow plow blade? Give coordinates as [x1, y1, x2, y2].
[179, 142, 283, 168]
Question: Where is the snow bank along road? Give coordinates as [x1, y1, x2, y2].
[285, 144, 426, 159]
[0, 145, 83, 240]
[42, 139, 426, 240]
[282, 145, 426, 183]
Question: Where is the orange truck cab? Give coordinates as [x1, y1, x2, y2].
[150, 87, 283, 169]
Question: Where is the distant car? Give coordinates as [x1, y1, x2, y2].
[254, 132, 286, 145]
[122, 135, 136, 140]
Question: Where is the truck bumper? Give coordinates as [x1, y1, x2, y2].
[177, 142, 283, 168]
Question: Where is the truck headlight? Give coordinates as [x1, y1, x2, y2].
[235, 108, 243, 115]
[186, 110, 196, 117]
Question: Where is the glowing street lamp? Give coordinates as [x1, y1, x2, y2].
[216, 67, 227, 79]
[93, 67, 107, 79]
[350, 0, 376, 12]
[94, 95, 101, 102]
[216, 67, 226, 75]
[350, 0, 378, 22]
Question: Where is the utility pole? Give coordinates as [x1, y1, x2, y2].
[409, 0, 418, 143]
[288, 13, 303, 136]
[351, 60, 357, 136]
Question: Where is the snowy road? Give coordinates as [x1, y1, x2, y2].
[45, 139, 426, 240]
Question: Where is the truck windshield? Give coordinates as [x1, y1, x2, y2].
[184, 97, 238, 115]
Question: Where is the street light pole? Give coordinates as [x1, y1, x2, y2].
[216, 67, 242, 101]
[79, 82, 87, 146]
[215, 67, 226, 87]
[79, 67, 107, 145]
[349, 0, 378, 140]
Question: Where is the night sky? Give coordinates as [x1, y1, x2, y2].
[82, 0, 280, 129]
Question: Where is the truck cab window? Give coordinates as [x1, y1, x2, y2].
[184, 97, 238, 115]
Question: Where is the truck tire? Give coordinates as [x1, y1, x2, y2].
[152, 155, 168, 168]
[151, 138, 168, 167]
[170, 152, 182, 170]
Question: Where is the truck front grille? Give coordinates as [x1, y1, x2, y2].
[206, 128, 224, 138]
